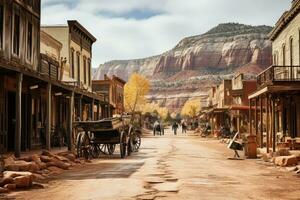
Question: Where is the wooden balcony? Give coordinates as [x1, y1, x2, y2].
[257, 65, 300, 88]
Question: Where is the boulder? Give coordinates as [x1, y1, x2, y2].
[0, 177, 13, 187]
[40, 156, 53, 163]
[274, 155, 298, 167]
[0, 187, 9, 193]
[4, 183, 16, 191]
[13, 175, 33, 188]
[3, 171, 33, 180]
[4, 160, 39, 172]
[47, 166, 64, 175]
[32, 173, 46, 182]
[46, 161, 70, 170]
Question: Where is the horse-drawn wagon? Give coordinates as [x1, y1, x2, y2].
[74, 114, 142, 159]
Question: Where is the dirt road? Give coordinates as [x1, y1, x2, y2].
[6, 128, 300, 200]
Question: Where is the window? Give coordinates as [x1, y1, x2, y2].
[88, 60, 91, 86]
[0, 5, 4, 49]
[83, 57, 87, 84]
[13, 12, 20, 56]
[70, 50, 75, 78]
[290, 38, 294, 66]
[282, 44, 286, 66]
[27, 22, 33, 61]
[77, 53, 80, 84]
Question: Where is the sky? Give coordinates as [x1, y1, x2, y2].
[41, 0, 291, 68]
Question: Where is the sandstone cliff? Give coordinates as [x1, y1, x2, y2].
[93, 23, 273, 112]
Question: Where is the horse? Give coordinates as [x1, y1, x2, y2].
[153, 123, 163, 136]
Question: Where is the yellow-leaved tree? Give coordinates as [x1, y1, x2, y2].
[124, 73, 150, 113]
[141, 103, 169, 121]
[181, 98, 201, 118]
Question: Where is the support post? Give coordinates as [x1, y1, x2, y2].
[260, 96, 263, 147]
[255, 98, 258, 142]
[272, 97, 276, 152]
[249, 99, 252, 135]
[91, 99, 95, 120]
[68, 91, 74, 151]
[97, 103, 100, 120]
[79, 96, 82, 121]
[46, 83, 52, 151]
[15, 73, 23, 158]
[266, 95, 270, 153]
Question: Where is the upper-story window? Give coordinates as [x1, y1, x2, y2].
[290, 37, 294, 66]
[13, 10, 20, 56]
[77, 52, 80, 84]
[88, 59, 91, 86]
[83, 57, 87, 84]
[26, 21, 33, 62]
[282, 44, 286, 66]
[0, 5, 4, 50]
[70, 49, 75, 78]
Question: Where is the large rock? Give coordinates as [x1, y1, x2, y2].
[46, 161, 70, 170]
[0, 187, 9, 193]
[4, 183, 16, 191]
[274, 155, 299, 167]
[13, 175, 33, 188]
[0, 177, 13, 187]
[4, 160, 39, 172]
[3, 171, 33, 179]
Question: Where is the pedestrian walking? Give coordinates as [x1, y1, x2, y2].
[172, 122, 179, 135]
[181, 121, 187, 134]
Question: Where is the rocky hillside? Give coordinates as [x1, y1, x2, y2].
[93, 23, 273, 112]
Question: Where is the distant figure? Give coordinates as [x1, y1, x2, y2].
[160, 121, 164, 135]
[172, 122, 179, 135]
[153, 120, 161, 136]
[181, 121, 187, 134]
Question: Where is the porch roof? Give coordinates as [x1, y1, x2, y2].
[249, 85, 300, 99]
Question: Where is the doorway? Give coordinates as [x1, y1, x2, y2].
[7, 91, 16, 151]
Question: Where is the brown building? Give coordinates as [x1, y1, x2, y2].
[92, 75, 126, 117]
[0, 1, 105, 157]
[204, 74, 257, 136]
[249, 0, 300, 152]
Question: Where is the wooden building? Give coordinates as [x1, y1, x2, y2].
[249, 0, 300, 152]
[92, 75, 126, 117]
[0, 1, 105, 157]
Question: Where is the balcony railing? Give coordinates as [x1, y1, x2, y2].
[257, 65, 300, 88]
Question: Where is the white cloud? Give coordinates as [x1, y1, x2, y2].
[41, 0, 291, 68]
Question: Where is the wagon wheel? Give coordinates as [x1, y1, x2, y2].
[99, 144, 116, 155]
[78, 132, 92, 160]
[127, 138, 132, 156]
[120, 131, 127, 159]
[76, 132, 85, 158]
[90, 143, 101, 158]
[132, 133, 141, 152]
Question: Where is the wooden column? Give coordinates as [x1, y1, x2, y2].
[91, 99, 95, 120]
[272, 97, 276, 152]
[266, 95, 270, 153]
[68, 91, 74, 151]
[249, 99, 252, 135]
[260, 96, 264, 147]
[97, 103, 100, 120]
[79, 96, 82, 121]
[15, 73, 23, 158]
[45, 83, 52, 151]
[255, 98, 258, 137]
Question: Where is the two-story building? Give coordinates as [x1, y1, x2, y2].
[92, 74, 126, 118]
[249, 0, 300, 152]
[0, 1, 105, 157]
[42, 21, 103, 122]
